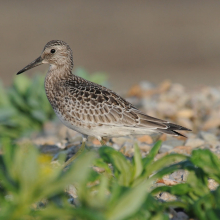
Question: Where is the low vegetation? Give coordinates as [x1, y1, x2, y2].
[0, 140, 220, 219]
[0, 73, 219, 219]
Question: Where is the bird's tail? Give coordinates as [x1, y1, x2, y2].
[156, 123, 191, 138]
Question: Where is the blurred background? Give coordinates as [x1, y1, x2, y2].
[1, 0, 220, 91]
[2, 2, 220, 219]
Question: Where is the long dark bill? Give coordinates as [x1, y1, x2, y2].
[16, 56, 43, 75]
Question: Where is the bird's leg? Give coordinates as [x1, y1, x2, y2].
[100, 137, 107, 146]
[64, 136, 87, 167]
[100, 139, 105, 146]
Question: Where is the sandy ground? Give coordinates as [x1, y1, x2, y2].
[1, 0, 220, 91]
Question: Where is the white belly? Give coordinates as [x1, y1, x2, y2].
[55, 110, 156, 140]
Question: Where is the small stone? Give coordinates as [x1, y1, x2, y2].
[203, 117, 220, 131]
[159, 144, 173, 153]
[39, 144, 61, 154]
[33, 137, 57, 146]
[139, 144, 151, 152]
[214, 146, 220, 155]
[139, 81, 155, 91]
[156, 178, 178, 185]
[163, 139, 185, 148]
[176, 134, 188, 141]
[127, 84, 143, 97]
[157, 102, 177, 117]
[93, 166, 105, 173]
[137, 135, 153, 144]
[92, 139, 101, 146]
[159, 192, 177, 201]
[112, 143, 120, 150]
[170, 146, 193, 155]
[56, 140, 67, 149]
[155, 152, 168, 160]
[66, 185, 78, 198]
[112, 137, 132, 146]
[208, 179, 219, 191]
[176, 109, 194, 118]
[121, 143, 134, 157]
[158, 80, 171, 93]
[58, 124, 78, 140]
[43, 121, 58, 136]
[159, 133, 167, 141]
[185, 138, 205, 148]
[200, 132, 219, 147]
[171, 211, 189, 220]
[169, 170, 188, 182]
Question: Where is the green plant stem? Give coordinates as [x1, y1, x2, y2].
[64, 141, 86, 167]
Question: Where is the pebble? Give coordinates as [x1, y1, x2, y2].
[185, 138, 205, 148]
[170, 146, 192, 155]
[176, 108, 194, 119]
[39, 144, 61, 154]
[169, 170, 188, 182]
[158, 192, 177, 202]
[159, 144, 174, 153]
[202, 117, 220, 131]
[171, 210, 189, 220]
[200, 132, 220, 148]
[66, 185, 78, 198]
[208, 179, 219, 191]
[139, 144, 151, 152]
[137, 135, 153, 144]
[164, 139, 185, 148]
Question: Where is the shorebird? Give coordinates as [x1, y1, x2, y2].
[17, 40, 190, 166]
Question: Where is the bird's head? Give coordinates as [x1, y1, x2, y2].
[17, 40, 73, 75]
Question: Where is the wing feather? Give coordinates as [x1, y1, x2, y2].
[63, 77, 191, 136]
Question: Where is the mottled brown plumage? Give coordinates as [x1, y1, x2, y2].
[17, 40, 191, 143]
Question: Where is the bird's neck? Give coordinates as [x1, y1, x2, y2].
[46, 64, 73, 81]
[44, 64, 73, 104]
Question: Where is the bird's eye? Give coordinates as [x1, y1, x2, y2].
[50, 49, 56, 53]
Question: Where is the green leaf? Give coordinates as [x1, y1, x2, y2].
[93, 158, 112, 175]
[0, 107, 17, 122]
[41, 151, 97, 198]
[106, 181, 150, 220]
[75, 68, 89, 79]
[191, 149, 220, 182]
[8, 88, 30, 111]
[186, 170, 209, 197]
[75, 68, 108, 85]
[133, 143, 143, 179]
[13, 74, 31, 96]
[143, 153, 188, 179]
[90, 72, 108, 85]
[31, 109, 47, 122]
[99, 146, 133, 186]
[0, 80, 10, 107]
[143, 140, 162, 167]
[152, 183, 191, 196]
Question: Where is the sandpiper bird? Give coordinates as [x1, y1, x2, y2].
[17, 40, 190, 166]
